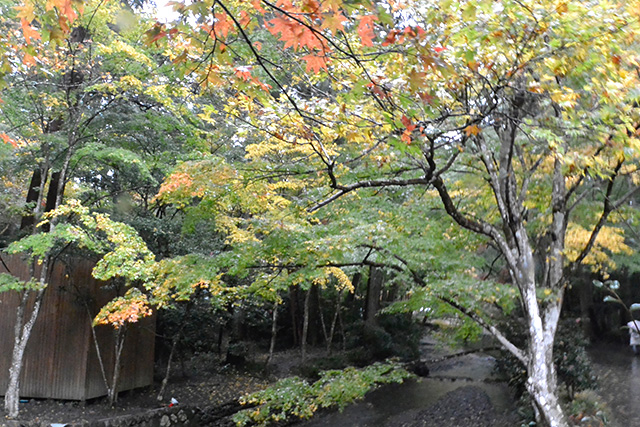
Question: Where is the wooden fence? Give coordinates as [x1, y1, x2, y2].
[0, 254, 155, 400]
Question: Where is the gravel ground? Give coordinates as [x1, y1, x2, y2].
[396, 385, 517, 427]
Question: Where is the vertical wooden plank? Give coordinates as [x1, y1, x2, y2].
[0, 254, 155, 400]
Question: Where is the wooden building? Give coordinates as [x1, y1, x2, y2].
[0, 254, 155, 400]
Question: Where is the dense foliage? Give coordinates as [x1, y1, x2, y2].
[1, 0, 640, 425]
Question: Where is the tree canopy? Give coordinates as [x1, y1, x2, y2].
[2, 0, 640, 425]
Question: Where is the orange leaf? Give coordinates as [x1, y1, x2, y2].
[239, 10, 251, 27]
[48, 0, 78, 23]
[0, 133, 18, 148]
[464, 124, 481, 136]
[22, 52, 37, 66]
[214, 12, 233, 38]
[268, 16, 324, 51]
[302, 54, 328, 74]
[20, 19, 41, 44]
[357, 15, 377, 47]
[401, 129, 412, 144]
[234, 66, 253, 81]
[251, 0, 267, 14]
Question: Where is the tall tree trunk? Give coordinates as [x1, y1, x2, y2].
[327, 291, 342, 355]
[301, 286, 312, 362]
[158, 302, 192, 401]
[5, 287, 46, 418]
[20, 169, 43, 231]
[266, 300, 278, 367]
[364, 266, 382, 326]
[521, 280, 566, 427]
[290, 285, 300, 346]
[5, 147, 72, 418]
[108, 327, 127, 406]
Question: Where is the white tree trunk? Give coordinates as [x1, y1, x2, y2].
[5, 287, 46, 418]
[521, 282, 567, 427]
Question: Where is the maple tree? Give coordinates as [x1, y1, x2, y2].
[0, 0, 192, 416]
[146, 1, 640, 426]
[6, 0, 640, 425]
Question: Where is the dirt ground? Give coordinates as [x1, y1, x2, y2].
[0, 350, 293, 426]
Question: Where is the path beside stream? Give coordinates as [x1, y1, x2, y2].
[297, 334, 521, 427]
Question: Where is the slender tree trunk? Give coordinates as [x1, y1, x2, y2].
[108, 327, 127, 406]
[364, 266, 382, 326]
[88, 308, 113, 403]
[326, 291, 342, 355]
[157, 301, 192, 401]
[5, 286, 46, 418]
[337, 301, 347, 351]
[301, 286, 312, 362]
[290, 286, 300, 346]
[316, 290, 330, 351]
[266, 300, 278, 367]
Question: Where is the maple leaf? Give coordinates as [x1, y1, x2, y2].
[401, 115, 416, 132]
[0, 133, 18, 148]
[357, 15, 377, 47]
[382, 29, 398, 46]
[302, 54, 328, 74]
[464, 124, 481, 136]
[239, 10, 251, 28]
[21, 52, 36, 68]
[321, 11, 346, 35]
[20, 19, 41, 44]
[251, 0, 267, 14]
[145, 23, 167, 45]
[401, 129, 412, 144]
[301, 0, 321, 16]
[235, 66, 253, 81]
[268, 16, 324, 51]
[15, 2, 35, 22]
[214, 12, 233, 38]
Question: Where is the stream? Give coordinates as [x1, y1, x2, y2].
[296, 335, 520, 427]
[296, 337, 640, 427]
[588, 342, 640, 427]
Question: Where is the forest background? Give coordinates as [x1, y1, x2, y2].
[2, 0, 640, 426]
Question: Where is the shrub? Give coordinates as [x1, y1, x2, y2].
[232, 361, 413, 426]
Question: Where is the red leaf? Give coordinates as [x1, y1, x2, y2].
[382, 29, 398, 46]
[401, 115, 416, 132]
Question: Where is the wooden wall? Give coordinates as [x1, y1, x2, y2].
[0, 254, 155, 400]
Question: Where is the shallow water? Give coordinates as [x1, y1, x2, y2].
[588, 342, 640, 427]
[298, 336, 518, 427]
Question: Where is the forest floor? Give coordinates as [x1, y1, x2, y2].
[0, 348, 339, 426]
[0, 337, 521, 426]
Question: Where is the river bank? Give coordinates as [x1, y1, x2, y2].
[1, 333, 522, 427]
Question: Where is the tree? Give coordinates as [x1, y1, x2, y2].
[0, 0, 189, 416]
[15, 0, 640, 424]
[148, 1, 640, 426]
